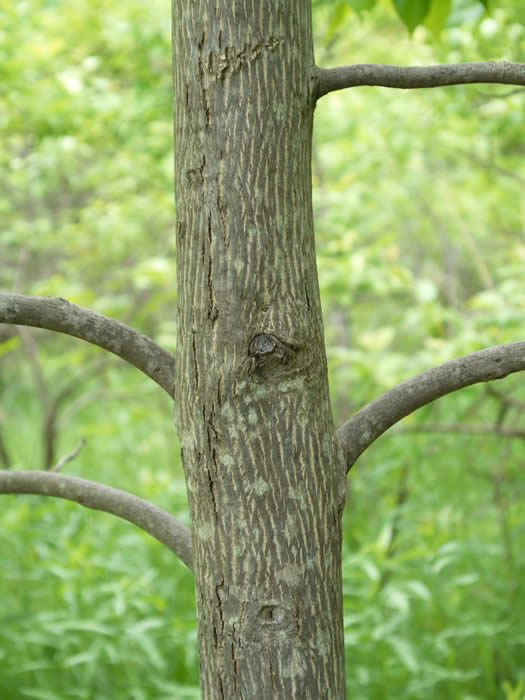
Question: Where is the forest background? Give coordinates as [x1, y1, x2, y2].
[0, 0, 524, 698]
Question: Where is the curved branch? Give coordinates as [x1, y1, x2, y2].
[397, 424, 525, 440]
[338, 341, 525, 471]
[316, 61, 525, 99]
[0, 470, 193, 570]
[0, 294, 175, 397]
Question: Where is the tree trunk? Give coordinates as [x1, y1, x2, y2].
[172, 1, 347, 697]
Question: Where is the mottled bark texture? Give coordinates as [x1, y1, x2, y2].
[172, 1, 347, 697]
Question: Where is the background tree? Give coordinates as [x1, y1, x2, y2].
[4, 1, 523, 696]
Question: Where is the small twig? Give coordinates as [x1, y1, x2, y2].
[395, 423, 525, 439]
[418, 198, 459, 309]
[15, 327, 58, 468]
[494, 401, 510, 429]
[474, 86, 525, 102]
[378, 463, 409, 590]
[0, 428, 10, 469]
[486, 385, 525, 412]
[58, 391, 133, 426]
[421, 192, 496, 292]
[50, 439, 86, 472]
[53, 356, 111, 407]
[455, 148, 525, 186]
[456, 390, 490, 424]
[17, 327, 51, 413]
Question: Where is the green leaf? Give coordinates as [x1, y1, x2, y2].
[20, 690, 61, 700]
[389, 636, 419, 672]
[424, 0, 452, 36]
[323, 3, 352, 44]
[393, 0, 431, 32]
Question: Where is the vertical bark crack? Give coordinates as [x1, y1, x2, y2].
[207, 215, 218, 322]
[217, 186, 228, 244]
[191, 331, 199, 388]
[217, 375, 222, 408]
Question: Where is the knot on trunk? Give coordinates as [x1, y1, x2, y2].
[243, 603, 298, 644]
[248, 333, 296, 381]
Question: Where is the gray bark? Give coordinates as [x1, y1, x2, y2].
[172, 1, 347, 697]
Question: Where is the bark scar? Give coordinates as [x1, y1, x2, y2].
[202, 37, 283, 82]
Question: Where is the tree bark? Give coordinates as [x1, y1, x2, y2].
[172, 1, 347, 697]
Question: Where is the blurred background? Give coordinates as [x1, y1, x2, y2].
[0, 0, 524, 697]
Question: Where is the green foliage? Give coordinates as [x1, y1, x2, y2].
[315, 0, 500, 33]
[313, 3, 525, 693]
[1, 0, 525, 697]
[425, 0, 453, 36]
[348, 0, 378, 12]
[393, 0, 432, 32]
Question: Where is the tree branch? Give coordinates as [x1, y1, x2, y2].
[396, 424, 525, 439]
[50, 439, 86, 472]
[0, 470, 193, 570]
[316, 61, 525, 99]
[0, 429, 10, 469]
[0, 294, 175, 397]
[486, 384, 525, 412]
[337, 341, 525, 471]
